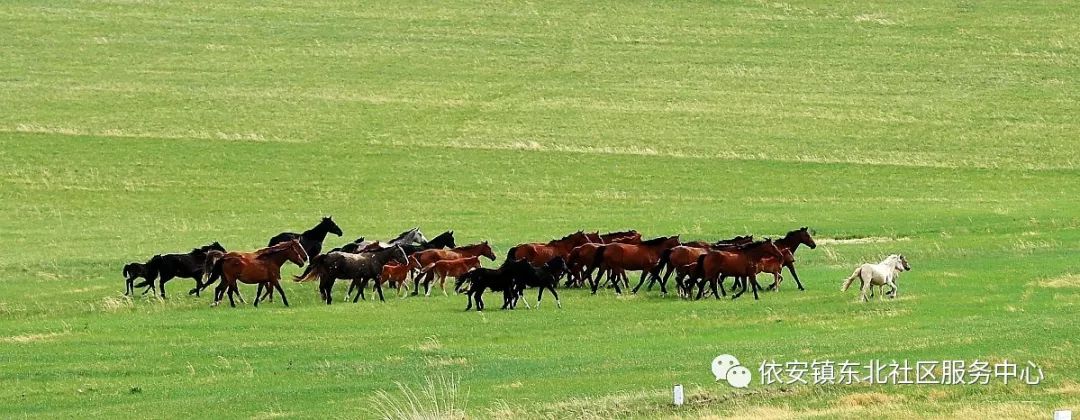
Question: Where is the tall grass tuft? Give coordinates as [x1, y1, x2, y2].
[367, 374, 468, 420]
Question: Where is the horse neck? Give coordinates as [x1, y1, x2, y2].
[259, 248, 293, 267]
[774, 234, 800, 252]
[455, 245, 487, 257]
[303, 225, 332, 241]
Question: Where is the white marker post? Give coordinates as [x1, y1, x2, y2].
[673, 384, 684, 406]
[1054, 410, 1072, 420]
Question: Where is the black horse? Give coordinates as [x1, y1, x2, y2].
[131, 242, 226, 298]
[330, 237, 367, 253]
[455, 267, 517, 312]
[504, 257, 569, 309]
[268, 216, 343, 258]
[398, 230, 456, 255]
[122, 262, 155, 296]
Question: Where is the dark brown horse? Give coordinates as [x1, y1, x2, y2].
[770, 227, 817, 290]
[564, 231, 641, 287]
[411, 242, 497, 295]
[211, 240, 308, 307]
[643, 235, 755, 292]
[589, 236, 681, 294]
[506, 231, 593, 267]
[691, 239, 785, 300]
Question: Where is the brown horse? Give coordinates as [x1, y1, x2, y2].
[211, 240, 308, 307]
[411, 242, 497, 295]
[771, 227, 817, 290]
[589, 235, 681, 295]
[643, 235, 755, 292]
[691, 239, 785, 300]
[418, 256, 483, 296]
[564, 231, 642, 288]
[376, 256, 419, 298]
[506, 231, 593, 267]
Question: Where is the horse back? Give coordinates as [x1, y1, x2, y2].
[268, 232, 298, 247]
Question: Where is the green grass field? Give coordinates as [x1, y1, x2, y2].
[2, 0, 1078, 418]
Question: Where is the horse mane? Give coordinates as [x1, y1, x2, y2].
[736, 240, 773, 250]
[641, 235, 677, 245]
[257, 241, 296, 259]
[549, 231, 583, 244]
[389, 228, 418, 242]
[601, 230, 636, 237]
[455, 242, 488, 251]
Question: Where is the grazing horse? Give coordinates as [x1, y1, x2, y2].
[268, 216, 343, 258]
[122, 262, 154, 296]
[455, 267, 516, 311]
[294, 247, 408, 303]
[504, 257, 570, 309]
[506, 231, 593, 267]
[418, 256, 483, 296]
[691, 239, 785, 300]
[590, 236, 682, 295]
[211, 240, 307, 307]
[132, 242, 225, 298]
[770, 227, 817, 290]
[841, 254, 911, 302]
[411, 242, 497, 295]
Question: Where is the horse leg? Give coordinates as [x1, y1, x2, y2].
[750, 275, 762, 300]
[631, 269, 649, 294]
[550, 286, 562, 308]
[375, 279, 386, 302]
[859, 276, 872, 302]
[612, 271, 624, 294]
[710, 276, 720, 299]
[440, 274, 449, 297]
[159, 275, 173, 298]
[352, 279, 365, 303]
[275, 281, 289, 307]
[732, 276, 746, 300]
[785, 262, 805, 291]
[254, 283, 263, 307]
[227, 284, 238, 308]
[476, 291, 484, 311]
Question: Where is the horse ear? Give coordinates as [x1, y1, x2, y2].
[801, 226, 808, 231]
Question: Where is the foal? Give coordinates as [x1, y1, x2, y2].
[455, 267, 516, 312]
[122, 262, 154, 296]
[418, 256, 483, 296]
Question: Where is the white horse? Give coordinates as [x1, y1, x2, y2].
[841, 254, 911, 302]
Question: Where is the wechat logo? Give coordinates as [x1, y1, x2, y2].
[712, 354, 752, 388]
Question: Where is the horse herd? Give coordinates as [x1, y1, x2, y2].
[122, 217, 912, 310]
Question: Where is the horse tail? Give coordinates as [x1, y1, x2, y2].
[420, 262, 437, 274]
[840, 266, 862, 291]
[654, 248, 674, 276]
[506, 246, 519, 262]
[209, 258, 225, 283]
[692, 254, 707, 281]
[294, 254, 324, 282]
[145, 255, 163, 281]
[122, 264, 133, 279]
[591, 245, 608, 268]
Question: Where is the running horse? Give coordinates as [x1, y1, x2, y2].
[268, 216, 343, 258]
[564, 230, 642, 288]
[211, 240, 308, 307]
[589, 235, 682, 295]
[411, 242, 497, 295]
[690, 239, 785, 300]
[770, 227, 817, 290]
[506, 231, 593, 267]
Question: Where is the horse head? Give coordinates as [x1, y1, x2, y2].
[480, 241, 497, 261]
[898, 254, 911, 271]
[321, 216, 343, 237]
[797, 226, 817, 249]
[288, 239, 308, 267]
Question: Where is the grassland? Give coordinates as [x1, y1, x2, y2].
[1, 0, 1078, 418]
